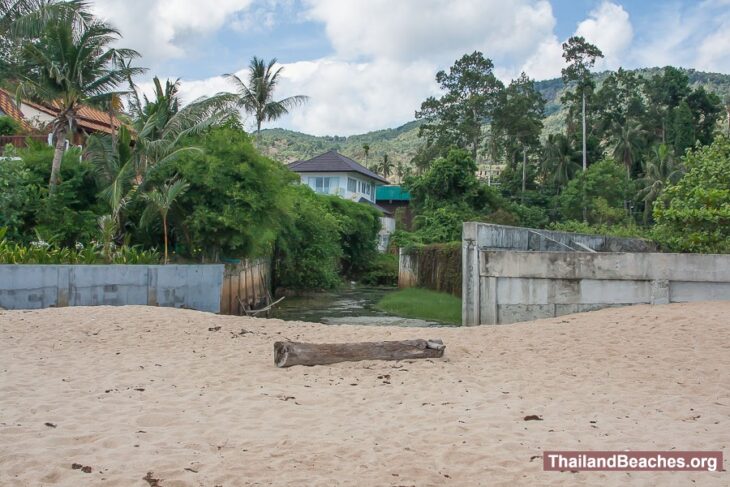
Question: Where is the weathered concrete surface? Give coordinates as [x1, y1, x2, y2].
[398, 248, 418, 289]
[464, 251, 730, 325]
[463, 222, 657, 253]
[0, 265, 224, 313]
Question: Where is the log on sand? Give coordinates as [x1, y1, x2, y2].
[274, 339, 446, 368]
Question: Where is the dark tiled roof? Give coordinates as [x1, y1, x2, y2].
[288, 150, 389, 184]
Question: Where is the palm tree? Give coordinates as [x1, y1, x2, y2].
[224, 57, 308, 136]
[141, 177, 189, 264]
[378, 153, 392, 179]
[86, 75, 235, 242]
[395, 160, 408, 183]
[127, 76, 236, 178]
[362, 143, 370, 166]
[14, 10, 143, 190]
[611, 120, 644, 179]
[542, 133, 579, 192]
[636, 143, 682, 223]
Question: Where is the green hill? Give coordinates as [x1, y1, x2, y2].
[257, 67, 730, 168]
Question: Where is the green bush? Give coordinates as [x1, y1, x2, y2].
[0, 229, 159, 264]
[150, 126, 296, 259]
[653, 136, 730, 253]
[322, 195, 381, 277]
[274, 186, 343, 290]
[549, 220, 650, 239]
[0, 116, 20, 136]
[558, 159, 633, 224]
[360, 253, 398, 286]
[3, 144, 103, 245]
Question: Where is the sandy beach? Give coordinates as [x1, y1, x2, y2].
[0, 302, 728, 486]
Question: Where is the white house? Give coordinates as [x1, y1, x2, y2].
[288, 150, 395, 251]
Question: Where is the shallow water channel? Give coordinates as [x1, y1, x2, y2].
[271, 286, 456, 327]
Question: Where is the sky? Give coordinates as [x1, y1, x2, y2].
[88, 0, 730, 136]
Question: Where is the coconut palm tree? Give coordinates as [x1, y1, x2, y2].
[362, 143, 370, 166]
[224, 57, 308, 136]
[377, 153, 392, 179]
[14, 10, 143, 190]
[542, 133, 579, 192]
[636, 143, 682, 223]
[612, 119, 644, 179]
[86, 75, 235, 241]
[141, 177, 189, 264]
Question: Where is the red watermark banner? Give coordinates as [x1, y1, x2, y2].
[543, 451, 723, 472]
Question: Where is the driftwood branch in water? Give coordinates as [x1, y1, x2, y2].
[273, 339, 445, 368]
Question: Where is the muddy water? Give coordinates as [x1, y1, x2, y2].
[271, 286, 456, 327]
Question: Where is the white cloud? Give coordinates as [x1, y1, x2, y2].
[575, 1, 633, 70]
[90, 0, 255, 63]
[304, 0, 557, 69]
[108, 0, 730, 135]
[633, 0, 730, 73]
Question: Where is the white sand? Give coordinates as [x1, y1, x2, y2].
[0, 302, 728, 486]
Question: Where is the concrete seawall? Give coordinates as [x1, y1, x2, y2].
[463, 250, 730, 325]
[0, 265, 224, 313]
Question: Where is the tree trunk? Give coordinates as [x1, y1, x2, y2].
[582, 91, 587, 223]
[162, 214, 168, 264]
[521, 147, 527, 204]
[49, 128, 67, 191]
[274, 339, 445, 368]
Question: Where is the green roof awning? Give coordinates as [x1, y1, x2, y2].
[376, 185, 411, 201]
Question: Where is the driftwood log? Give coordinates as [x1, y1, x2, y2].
[273, 339, 445, 368]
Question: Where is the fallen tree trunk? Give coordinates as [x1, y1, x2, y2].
[274, 339, 445, 368]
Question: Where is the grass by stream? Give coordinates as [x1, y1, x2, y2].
[376, 288, 462, 325]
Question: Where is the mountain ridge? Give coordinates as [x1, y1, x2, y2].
[257, 67, 730, 167]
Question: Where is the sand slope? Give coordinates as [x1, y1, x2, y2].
[0, 303, 728, 486]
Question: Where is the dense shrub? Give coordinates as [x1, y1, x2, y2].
[0, 228, 159, 264]
[321, 195, 381, 277]
[558, 159, 633, 224]
[149, 126, 296, 259]
[0, 116, 20, 136]
[2, 144, 103, 245]
[652, 136, 730, 253]
[360, 253, 398, 286]
[273, 186, 342, 290]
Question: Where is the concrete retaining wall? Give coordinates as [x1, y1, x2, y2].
[466, 222, 657, 253]
[463, 250, 730, 325]
[0, 264, 224, 313]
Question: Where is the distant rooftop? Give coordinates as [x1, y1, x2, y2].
[376, 185, 410, 201]
[288, 150, 389, 184]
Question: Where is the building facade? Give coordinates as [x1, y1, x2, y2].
[288, 151, 395, 251]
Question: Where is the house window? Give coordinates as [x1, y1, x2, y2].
[347, 177, 357, 193]
[308, 176, 336, 194]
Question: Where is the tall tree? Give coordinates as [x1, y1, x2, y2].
[225, 57, 308, 135]
[636, 143, 682, 224]
[491, 72, 545, 200]
[362, 143, 370, 166]
[672, 100, 695, 156]
[14, 9, 143, 190]
[378, 153, 392, 179]
[541, 133, 579, 193]
[561, 36, 603, 173]
[611, 119, 644, 179]
[141, 177, 189, 264]
[415, 51, 503, 161]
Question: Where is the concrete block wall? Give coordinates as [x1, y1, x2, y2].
[466, 222, 657, 253]
[463, 250, 730, 325]
[0, 264, 224, 313]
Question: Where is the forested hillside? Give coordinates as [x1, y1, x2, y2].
[257, 67, 730, 166]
